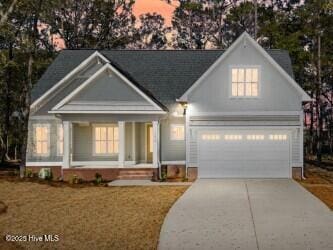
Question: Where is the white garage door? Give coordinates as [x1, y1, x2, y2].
[198, 129, 291, 178]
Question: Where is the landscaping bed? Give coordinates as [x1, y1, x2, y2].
[0, 179, 188, 250]
[297, 164, 333, 210]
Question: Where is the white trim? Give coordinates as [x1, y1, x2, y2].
[152, 121, 159, 168]
[144, 123, 150, 163]
[31, 51, 109, 110]
[118, 121, 125, 166]
[26, 162, 62, 167]
[161, 161, 186, 165]
[51, 63, 164, 112]
[132, 122, 136, 162]
[48, 110, 167, 114]
[179, 32, 311, 102]
[170, 124, 185, 141]
[57, 124, 64, 156]
[29, 115, 59, 120]
[71, 161, 119, 167]
[228, 65, 261, 98]
[189, 111, 302, 116]
[92, 123, 119, 156]
[32, 123, 51, 157]
[62, 121, 72, 168]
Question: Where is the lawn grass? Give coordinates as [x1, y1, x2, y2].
[297, 164, 333, 210]
[0, 180, 188, 250]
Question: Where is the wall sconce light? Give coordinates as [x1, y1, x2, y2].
[177, 100, 188, 116]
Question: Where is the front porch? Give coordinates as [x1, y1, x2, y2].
[63, 121, 160, 170]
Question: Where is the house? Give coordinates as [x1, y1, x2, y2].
[27, 32, 311, 181]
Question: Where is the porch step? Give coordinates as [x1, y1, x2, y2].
[117, 170, 153, 180]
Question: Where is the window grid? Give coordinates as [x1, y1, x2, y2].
[232, 67, 259, 97]
[94, 126, 119, 155]
[35, 125, 49, 156]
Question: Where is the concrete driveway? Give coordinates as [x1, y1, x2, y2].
[158, 179, 333, 250]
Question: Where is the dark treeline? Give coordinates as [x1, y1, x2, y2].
[0, 0, 332, 168]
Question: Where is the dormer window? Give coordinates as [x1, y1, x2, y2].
[231, 67, 259, 97]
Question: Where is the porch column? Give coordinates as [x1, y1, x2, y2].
[118, 121, 125, 167]
[152, 121, 159, 168]
[62, 121, 72, 168]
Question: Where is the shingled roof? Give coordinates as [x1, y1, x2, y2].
[31, 49, 295, 106]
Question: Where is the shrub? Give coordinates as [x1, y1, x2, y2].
[95, 173, 103, 185]
[25, 169, 34, 178]
[69, 175, 82, 184]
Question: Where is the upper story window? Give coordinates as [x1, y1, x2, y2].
[34, 124, 50, 156]
[170, 124, 185, 141]
[93, 124, 119, 155]
[231, 67, 259, 97]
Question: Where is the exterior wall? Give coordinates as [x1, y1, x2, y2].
[160, 106, 186, 162]
[27, 118, 63, 162]
[71, 71, 153, 105]
[187, 41, 303, 113]
[72, 123, 118, 161]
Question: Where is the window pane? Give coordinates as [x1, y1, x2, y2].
[100, 127, 106, 140]
[237, 83, 244, 96]
[42, 142, 48, 154]
[245, 69, 252, 82]
[252, 68, 258, 82]
[251, 83, 258, 96]
[232, 83, 238, 96]
[114, 127, 119, 140]
[36, 127, 41, 140]
[245, 82, 252, 96]
[114, 141, 119, 153]
[238, 69, 244, 82]
[95, 128, 100, 140]
[36, 142, 42, 154]
[100, 141, 106, 154]
[232, 69, 238, 82]
[96, 141, 101, 153]
[108, 141, 114, 153]
[108, 127, 114, 141]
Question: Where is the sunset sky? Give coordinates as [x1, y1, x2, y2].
[133, 0, 176, 26]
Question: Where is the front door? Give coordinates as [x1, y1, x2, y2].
[146, 124, 153, 163]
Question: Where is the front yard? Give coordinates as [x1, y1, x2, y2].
[297, 164, 333, 210]
[0, 180, 188, 250]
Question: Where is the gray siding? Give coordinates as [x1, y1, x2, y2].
[27, 118, 62, 162]
[160, 115, 186, 162]
[188, 40, 303, 113]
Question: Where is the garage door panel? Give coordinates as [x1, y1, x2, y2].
[198, 129, 291, 178]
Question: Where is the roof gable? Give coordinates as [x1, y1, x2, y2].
[50, 64, 166, 114]
[179, 32, 311, 101]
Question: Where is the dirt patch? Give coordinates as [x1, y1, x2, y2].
[0, 180, 188, 250]
[0, 201, 7, 214]
[297, 164, 333, 210]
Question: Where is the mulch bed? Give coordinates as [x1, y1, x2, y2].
[297, 164, 333, 210]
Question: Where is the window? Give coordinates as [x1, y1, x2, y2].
[246, 135, 264, 140]
[170, 124, 184, 140]
[57, 124, 63, 156]
[93, 125, 119, 155]
[224, 134, 242, 140]
[34, 124, 49, 156]
[202, 134, 220, 140]
[231, 67, 259, 97]
[269, 134, 287, 141]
